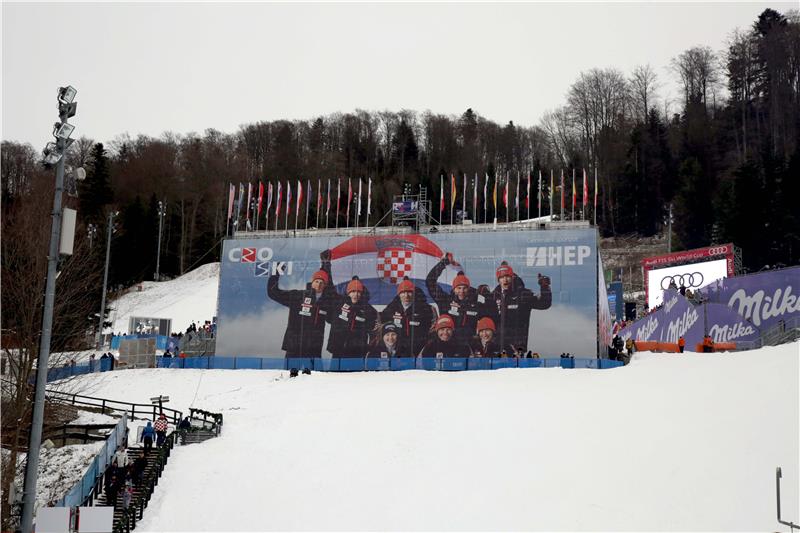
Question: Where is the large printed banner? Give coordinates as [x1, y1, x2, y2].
[618, 289, 761, 346]
[216, 228, 599, 358]
[698, 266, 800, 331]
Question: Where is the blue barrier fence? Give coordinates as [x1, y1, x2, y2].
[110, 334, 173, 351]
[157, 356, 624, 371]
[53, 413, 128, 508]
[45, 359, 112, 382]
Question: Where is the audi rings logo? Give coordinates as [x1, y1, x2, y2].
[707, 246, 729, 255]
[661, 273, 704, 290]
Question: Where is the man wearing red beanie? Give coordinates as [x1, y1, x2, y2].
[323, 276, 378, 357]
[492, 261, 551, 353]
[425, 252, 496, 345]
[267, 266, 335, 357]
[469, 317, 502, 357]
[379, 276, 435, 356]
[419, 314, 470, 357]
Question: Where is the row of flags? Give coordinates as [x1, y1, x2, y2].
[227, 169, 602, 234]
[438, 169, 599, 224]
[227, 178, 373, 232]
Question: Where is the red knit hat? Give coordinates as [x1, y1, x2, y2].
[452, 271, 470, 288]
[397, 278, 415, 294]
[434, 314, 455, 331]
[311, 270, 330, 285]
[476, 317, 496, 333]
[496, 262, 514, 279]
[346, 277, 365, 294]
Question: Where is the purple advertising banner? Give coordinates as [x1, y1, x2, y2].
[698, 267, 800, 332]
[618, 289, 761, 347]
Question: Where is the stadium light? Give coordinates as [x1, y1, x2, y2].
[53, 121, 75, 140]
[22, 84, 77, 533]
[57, 85, 77, 104]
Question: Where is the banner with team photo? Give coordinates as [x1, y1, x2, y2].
[215, 228, 599, 358]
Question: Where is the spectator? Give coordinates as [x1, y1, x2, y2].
[113, 445, 128, 469]
[104, 470, 119, 507]
[163, 349, 172, 358]
[678, 336, 686, 353]
[154, 414, 169, 446]
[702, 335, 714, 353]
[526, 350, 533, 359]
[131, 454, 147, 485]
[122, 478, 133, 510]
[140, 421, 155, 455]
[89, 353, 96, 369]
[625, 338, 635, 358]
[612, 335, 624, 359]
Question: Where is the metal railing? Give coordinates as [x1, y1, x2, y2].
[45, 389, 182, 425]
[53, 413, 127, 508]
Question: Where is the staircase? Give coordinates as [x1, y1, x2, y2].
[94, 433, 176, 532]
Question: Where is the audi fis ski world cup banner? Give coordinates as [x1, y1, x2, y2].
[215, 228, 600, 358]
[642, 244, 735, 309]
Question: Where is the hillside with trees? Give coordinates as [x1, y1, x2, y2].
[2, 8, 798, 346]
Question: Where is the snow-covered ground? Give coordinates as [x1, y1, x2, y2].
[61, 343, 799, 532]
[107, 263, 219, 335]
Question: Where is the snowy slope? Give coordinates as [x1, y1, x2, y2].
[67, 343, 800, 532]
[107, 263, 219, 335]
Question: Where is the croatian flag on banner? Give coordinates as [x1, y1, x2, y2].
[328, 234, 462, 304]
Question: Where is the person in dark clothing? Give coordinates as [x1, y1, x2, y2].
[267, 269, 335, 357]
[469, 317, 502, 357]
[492, 262, 552, 353]
[366, 322, 411, 358]
[612, 335, 624, 359]
[324, 276, 378, 357]
[425, 253, 497, 345]
[420, 315, 471, 357]
[131, 455, 147, 486]
[379, 277, 436, 356]
[140, 421, 155, 455]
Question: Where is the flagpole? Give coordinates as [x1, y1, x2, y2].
[505, 172, 509, 224]
[284, 181, 290, 232]
[326, 179, 331, 230]
[316, 178, 321, 229]
[550, 170, 554, 219]
[461, 173, 466, 224]
[538, 170, 542, 219]
[594, 167, 598, 226]
[336, 179, 340, 229]
[560, 169, 564, 221]
[484, 173, 488, 224]
[450, 174, 453, 225]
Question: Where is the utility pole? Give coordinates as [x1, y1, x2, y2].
[21, 85, 77, 533]
[96, 210, 116, 349]
[155, 199, 166, 281]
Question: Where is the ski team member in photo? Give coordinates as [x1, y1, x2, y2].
[324, 276, 378, 357]
[492, 261, 552, 353]
[425, 252, 497, 345]
[420, 314, 471, 357]
[469, 317, 502, 357]
[366, 322, 411, 358]
[267, 268, 335, 357]
[379, 277, 435, 356]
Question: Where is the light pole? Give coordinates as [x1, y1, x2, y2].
[21, 85, 78, 533]
[96, 210, 117, 349]
[155, 199, 166, 281]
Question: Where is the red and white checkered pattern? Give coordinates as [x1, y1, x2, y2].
[376, 249, 413, 284]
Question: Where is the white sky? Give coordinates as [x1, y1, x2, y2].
[2, 1, 794, 150]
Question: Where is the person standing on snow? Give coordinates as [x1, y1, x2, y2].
[267, 268, 336, 357]
[425, 252, 496, 345]
[324, 276, 378, 357]
[140, 421, 156, 455]
[379, 277, 435, 356]
[154, 413, 169, 446]
[492, 262, 552, 353]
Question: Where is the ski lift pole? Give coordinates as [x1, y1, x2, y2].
[777, 467, 798, 531]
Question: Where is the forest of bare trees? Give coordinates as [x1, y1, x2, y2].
[2, 8, 798, 337]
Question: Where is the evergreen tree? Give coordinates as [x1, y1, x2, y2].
[79, 143, 113, 227]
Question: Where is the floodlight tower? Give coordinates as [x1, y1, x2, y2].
[21, 85, 78, 533]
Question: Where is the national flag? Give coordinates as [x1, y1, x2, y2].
[326, 179, 331, 216]
[367, 178, 372, 215]
[246, 182, 253, 221]
[560, 170, 565, 213]
[275, 181, 282, 219]
[317, 179, 322, 214]
[286, 180, 292, 219]
[336, 178, 341, 218]
[450, 174, 457, 209]
[357, 179, 363, 217]
[526, 171, 530, 210]
[550, 170, 554, 216]
[594, 168, 598, 209]
[346, 178, 352, 223]
[515, 171, 520, 211]
[296, 180, 303, 218]
[473, 173, 478, 220]
[483, 173, 488, 217]
[583, 168, 589, 207]
[537, 171, 542, 210]
[329, 234, 463, 304]
[503, 174, 508, 207]
[257, 182, 264, 218]
[266, 182, 273, 215]
[439, 175, 444, 217]
[572, 170, 577, 216]
[492, 177, 497, 211]
[236, 183, 244, 223]
[462, 173, 466, 222]
[226, 183, 235, 223]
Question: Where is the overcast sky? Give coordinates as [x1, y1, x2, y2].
[2, 2, 794, 150]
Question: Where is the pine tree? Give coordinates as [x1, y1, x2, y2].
[78, 143, 113, 227]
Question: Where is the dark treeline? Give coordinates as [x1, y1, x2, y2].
[2, 9, 798, 303]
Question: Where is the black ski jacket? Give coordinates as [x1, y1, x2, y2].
[379, 287, 435, 356]
[267, 275, 335, 357]
[491, 274, 552, 352]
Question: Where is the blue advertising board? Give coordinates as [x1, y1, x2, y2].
[216, 228, 599, 358]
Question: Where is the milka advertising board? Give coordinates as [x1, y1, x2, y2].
[215, 228, 599, 358]
[647, 258, 729, 309]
